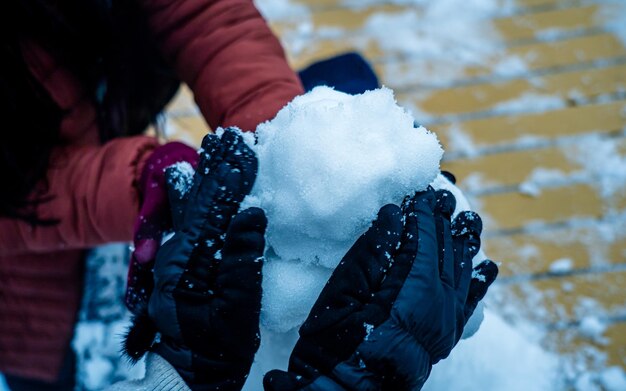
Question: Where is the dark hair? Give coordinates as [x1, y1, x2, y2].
[0, 0, 180, 224]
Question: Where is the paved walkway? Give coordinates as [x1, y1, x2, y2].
[165, 0, 626, 386]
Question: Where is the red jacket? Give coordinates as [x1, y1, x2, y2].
[0, 0, 304, 382]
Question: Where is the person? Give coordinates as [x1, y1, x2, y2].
[0, 0, 304, 388]
[111, 130, 499, 391]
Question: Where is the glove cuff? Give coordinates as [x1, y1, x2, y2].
[155, 338, 252, 391]
[352, 320, 432, 390]
[153, 339, 194, 384]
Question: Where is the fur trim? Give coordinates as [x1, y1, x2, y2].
[122, 303, 158, 364]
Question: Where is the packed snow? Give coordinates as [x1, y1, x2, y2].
[242, 86, 444, 331]
[241, 86, 498, 390]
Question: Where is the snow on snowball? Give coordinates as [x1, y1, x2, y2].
[242, 86, 443, 332]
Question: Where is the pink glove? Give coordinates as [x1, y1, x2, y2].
[126, 141, 198, 313]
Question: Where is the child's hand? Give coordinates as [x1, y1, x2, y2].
[125, 129, 266, 391]
[264, 188, 498, 391]
[126, 141, 198, 314]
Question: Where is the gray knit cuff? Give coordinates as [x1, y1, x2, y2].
[106, 353, 190, 391]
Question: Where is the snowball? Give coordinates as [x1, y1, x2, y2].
[241, 87, 499, 391]
[246, 86, 442, 268]
[243, 86, 443, 332]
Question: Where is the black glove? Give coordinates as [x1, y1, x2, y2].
[264, 188, 498, 391]
[124, 128, 267, 391]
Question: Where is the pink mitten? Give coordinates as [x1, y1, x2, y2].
[126, 142, 198, 313]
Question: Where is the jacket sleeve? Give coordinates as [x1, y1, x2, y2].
[139, 0, 305, 131]
[0, 136, 159, 256]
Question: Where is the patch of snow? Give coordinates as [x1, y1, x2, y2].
[563, 133, 626, 200]
[344, 0, 514, 15]
[578, 316, 607, 344]
[72, 243, 145, 390]
[598, 1, 626, 48]
[518, 133, 626, 204]
[599, 367, 626, 391]
[492, 93, 566, 116]
[253, 0, 308, 22]
[401, 98, 436, 125]
[359, 2, 502, 86]
[519, 181, 541, 197]
[549, 258, 574, 274]
[254, 0, 316, 58]
[519, 168, 570, 197]
[535, 27, 567, 42]
[458, 172, 486, 194]
[363, 323, 375, 341]
[74, 321, 143, 390]
[492, 55, 528, 77]
[446, 124, 480, 157]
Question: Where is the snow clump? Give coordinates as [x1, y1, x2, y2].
[243, 86, 443, 332]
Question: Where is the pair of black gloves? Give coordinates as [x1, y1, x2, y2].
[124, 128, 498, 391]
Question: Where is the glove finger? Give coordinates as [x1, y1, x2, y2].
[453, 211, 483, 298]
[164, 164, 194, 229]
[180, 206, 266, 295]
[361, 204, 403, 277]
[132, 238, 161, 265]
[221, 207, 268, 261]
[125, 255, 155, 314]
[301, 204, 403, 335]
[135, 142, 199, 258]
[405, 187, 438, 279]
[373, 188, 437, 312]
[434, 190, 456, 287]
[350, 204, 403, 316]
[190, 209, 266, 363]
[215, 207, 267, 308]
[183, 129, 258, 239]
[200, 128, 257, 211]
[464, 259, 498, 320]
[197, 133, 220, 176]
[292, 205, 404, 379]
[220, 127, 258, 193]
[441, 170, 457, 184]
[195, 162, 245, 234]
[133, 180, 171, 264]
[451, 210, 483, 240]
[182, 133, 219, 218]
